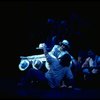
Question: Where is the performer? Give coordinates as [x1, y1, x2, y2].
[82, 49, 100, 80]
[40, 43, 74, 88]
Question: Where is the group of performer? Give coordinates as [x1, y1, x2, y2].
[18, 39, 100, 89]
[18, 18, 100, 89]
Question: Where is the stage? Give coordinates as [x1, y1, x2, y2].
[0, 77, 100, 99]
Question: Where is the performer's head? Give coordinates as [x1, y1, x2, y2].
[59, 40, 70, 51]
[88, 49, 95, 58]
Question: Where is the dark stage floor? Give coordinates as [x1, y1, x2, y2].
[0, 77, 100, 99]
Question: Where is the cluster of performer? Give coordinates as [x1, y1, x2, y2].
[18, 39, 100, 89]
[18, 18, 100, 89]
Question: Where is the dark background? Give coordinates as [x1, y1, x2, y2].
[0, 1, 100, 98]
[0, 1, 100, 79]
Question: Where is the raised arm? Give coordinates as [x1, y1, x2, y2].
[82, 57, 90, 68]
[40, 43, 57, 64]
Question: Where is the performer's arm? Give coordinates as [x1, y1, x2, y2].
[82, 57, 90, 68]
[41, 43, 56, 64]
